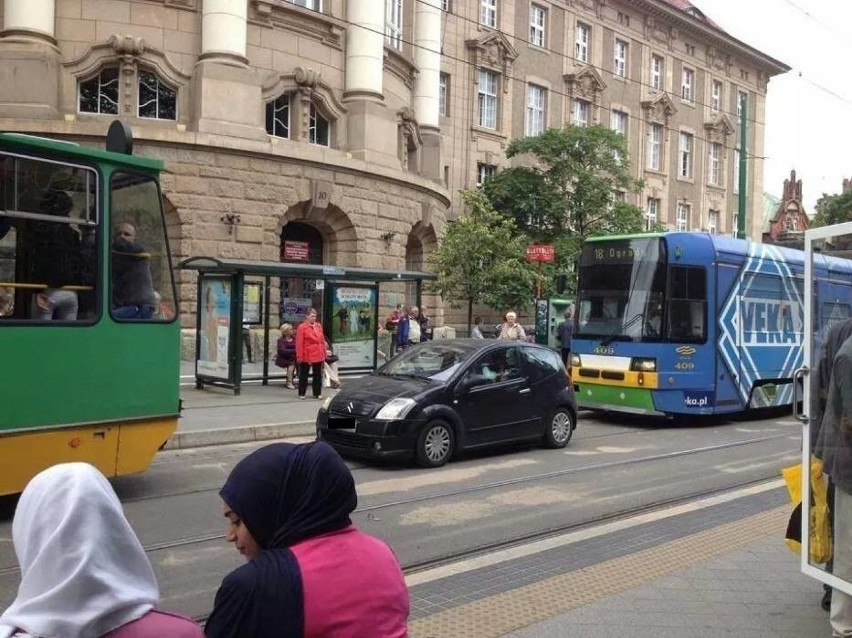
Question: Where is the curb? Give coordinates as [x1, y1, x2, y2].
[164, 421, 317, 450]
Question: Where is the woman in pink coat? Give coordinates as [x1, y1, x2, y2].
[295, 308, 327, 399]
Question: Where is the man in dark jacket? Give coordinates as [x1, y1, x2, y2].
[111, 221, 158, 319]
[556, 310, 573, 366]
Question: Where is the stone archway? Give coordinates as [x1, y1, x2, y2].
[405, 220, 440, 321]
[278, 201, 359, 267]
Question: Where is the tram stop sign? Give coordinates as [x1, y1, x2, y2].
[526, 244, 555, 262]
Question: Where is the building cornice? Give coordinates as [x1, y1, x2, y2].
[626, 0, 790, 76]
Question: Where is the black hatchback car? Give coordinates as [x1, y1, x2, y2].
[316, 339, 577, 467]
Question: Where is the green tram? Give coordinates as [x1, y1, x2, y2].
[0, 123, 179, 496]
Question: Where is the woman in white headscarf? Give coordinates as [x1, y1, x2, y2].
[0, 463, 203, 638]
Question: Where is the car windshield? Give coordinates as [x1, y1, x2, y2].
[377, 342, 477, 381]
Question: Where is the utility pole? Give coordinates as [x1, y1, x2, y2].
[737, 92, 748, 240]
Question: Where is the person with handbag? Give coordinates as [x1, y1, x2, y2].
[295, 308, 326, 400]
[275, 323, 297, 390]
[324, 338, 341, 390]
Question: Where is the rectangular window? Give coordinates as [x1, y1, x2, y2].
[477, 69, 498, 129]
[480, 0, 496, 27]
[646, 197, 659, 231]
[526, 84, 546, 137]
[681, 67, 694, 102]
[110, 173, 177, 322]
[265, 94, 290, 138]
[647, 123, 662, 170]
[572, 99, 589, 127]
[79, 67, 119, 115]
[614, 40, 628, 78]
[667, 265, 707, 342]
[711, 80, 722, 112]
[737, 90, 747, 123]
[617, 11, 629, 26]
[309, 104, 330, 146]
[708, 142, 721, 185]
[441, 0, 450, 11]
[138, 71, 177, 120]
[290, 0, 321, 9]
[651, 54, 663, 90]
[439, 73, 449, 117]
[733, 148, 741, 193]
[676, 202, 690, 231]
[530, 5, 546, 48]
[575, 23, 590, 63]
[476, 162, 497, 186]
[678, 132, 693, 179]
[708, 210, 719, 234]
[611, 110, 627, 161]
[386, 0, 403, 50]
[0, 154, 99, 322]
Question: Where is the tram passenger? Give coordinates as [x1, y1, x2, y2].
[205, 441, 409, 638]
[112, 221, 158, 319]
[30, 189, 91, 321]
[0, 463, 203, 638]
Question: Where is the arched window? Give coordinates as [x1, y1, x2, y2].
[78, 67, 119, 115]
[266, 94, 291, 138]
[138, 70, 177, 120]
[309, 104, 330, 146]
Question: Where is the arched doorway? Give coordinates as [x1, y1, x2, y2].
[280, 221, 324, 325]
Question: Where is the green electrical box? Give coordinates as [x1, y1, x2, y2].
[534, 297, 573, 348]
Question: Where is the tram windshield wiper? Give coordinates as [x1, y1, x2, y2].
[600, 312, 644, 346]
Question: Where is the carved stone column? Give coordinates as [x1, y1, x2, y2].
[194, 0, 265, 139]
[0, 0, 59, 119]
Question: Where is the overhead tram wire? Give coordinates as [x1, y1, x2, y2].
[334, 4, 775, 151]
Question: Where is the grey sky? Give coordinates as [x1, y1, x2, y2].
[696, 0, 852, 212]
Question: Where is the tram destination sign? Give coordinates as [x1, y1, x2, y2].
[526, 244, 555, 262]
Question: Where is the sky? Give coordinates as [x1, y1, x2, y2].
[695, 0, 852, 213]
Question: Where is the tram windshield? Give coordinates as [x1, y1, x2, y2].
[576, 238, 667, 342]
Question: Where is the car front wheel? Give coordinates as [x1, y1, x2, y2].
[542, 407, 575, 448]
[416, 420, 455, 468]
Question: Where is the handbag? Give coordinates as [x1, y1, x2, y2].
[782, 458, 832, 564]
[326, 353, 339, 363]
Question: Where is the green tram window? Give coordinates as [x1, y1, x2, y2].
[0, 153, 98, 322]
[109, 172, 176, 322]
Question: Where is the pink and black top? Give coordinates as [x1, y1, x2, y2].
[204, 442, 409, 638]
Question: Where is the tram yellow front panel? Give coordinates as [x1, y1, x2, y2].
[0, 417, 178, 496]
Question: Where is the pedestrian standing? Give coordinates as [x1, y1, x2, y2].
[295, 308, 326, 400]
[557, 310, 574, 366]
[396, 306, 422, 350]
[471, 316, 484, 339]
[275, 323, 297, 390]
[498, 311, 526, 341]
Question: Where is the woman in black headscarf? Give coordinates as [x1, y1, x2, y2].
[204, 442, 409, 638]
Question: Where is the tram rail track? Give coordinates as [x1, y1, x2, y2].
[0, 430, 796, 578]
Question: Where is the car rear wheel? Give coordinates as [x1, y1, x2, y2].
[416, 420, 455, 468]
[542, 407, 575, 448]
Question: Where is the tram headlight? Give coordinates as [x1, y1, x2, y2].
[631, 358, 657, 372]
[569, 354, 581, 367]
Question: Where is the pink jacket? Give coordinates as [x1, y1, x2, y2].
[103, 610, 203, 638]
[292, 526, 409, 638]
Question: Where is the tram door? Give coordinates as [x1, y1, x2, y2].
[800, 221, 852, 597]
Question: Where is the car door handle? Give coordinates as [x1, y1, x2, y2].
[519, 388, 531, 395]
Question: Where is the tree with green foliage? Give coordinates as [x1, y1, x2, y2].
[481, 125, 647, 296]
[812, 190, 852, 228]
[429, 190, 537, 330]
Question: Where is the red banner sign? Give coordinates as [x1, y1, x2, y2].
[283, 240, 310, 262]
[526, 244, 555, 262]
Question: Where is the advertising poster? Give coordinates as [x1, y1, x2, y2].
[243, 282, 263, 325]
[330, 285, 377, 369]
[280, 297, 313, 324]
[198, 277, 232, 380]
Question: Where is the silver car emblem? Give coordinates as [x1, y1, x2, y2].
[346, 402, 354, 413]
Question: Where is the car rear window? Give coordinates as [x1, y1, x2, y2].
[521, 347, 564, 383]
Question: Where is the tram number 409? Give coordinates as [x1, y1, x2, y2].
[674, 361, 696, 371]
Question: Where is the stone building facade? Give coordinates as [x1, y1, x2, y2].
[0, 0, 788, 333]
[762, 170, 809, 245]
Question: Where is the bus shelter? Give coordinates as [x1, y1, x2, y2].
[178, 256, 435, 394]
